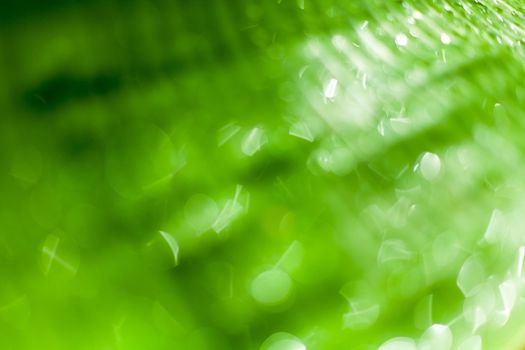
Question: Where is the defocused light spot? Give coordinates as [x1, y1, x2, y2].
[379, 337, 417, 350]
[493, 279, 517, 326]
[343, 302, 380, 330]
[212, 185, 246, 233]
[330, 148, 354, 176]
[361, 73, 368, 89]
[463, 282, 495, 331]
[483, 209, 507, 244]
[332, 35, 348, 51]
[412, 11, 423, 20]
[218, 123, 241, 147]
[388, 197, 414, 228]
[493, 103, 508, 127]
[184, 194, 219, 234]
[306, 39, 321, 57]
[418, 324, 452, 350]
[307, 149, 332, 175]
[418, 152, 441, 181]
[289, 122, 314, 142]
[242, 127, 267, 156]
[440, 33, 452, 45]
[395, 33, 409, 47]
[390, 117, 412, 135]
[432, 234, 460, 267]
[159, 231, 179, 267]
[377, 120, 385, 136]
[251, 269, 292, 306]
[274, 241, 304, 273]
[457, 256, 485, 297]
[41, 235, 60, 275]
[298, 65, 309, 79]
[414, 295, 433, 330]
[40, 234, 78, 275]
[324, 78, 338, 100]
[517, 246, 525, 278]
[261, 332, 306, 350]
[463, 306, 487, 333]
[387, 266, 424, 297]
[457, 336, 482, 350]
[378, 239, 413, 264]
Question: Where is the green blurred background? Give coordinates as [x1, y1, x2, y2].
[2, 0, 525, 349]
